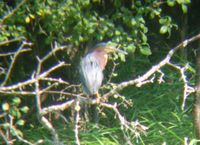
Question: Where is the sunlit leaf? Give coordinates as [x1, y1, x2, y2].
[119, 53, 126, 62]
[16, 119, 25, 126]
[160, 25, 168, 34]
[11, 108, 21, 118]
[181, 4, 188, 13]
[25, 16, 30, 23]
[167, 0, 176, 7]
[141, 32, 147, 43]
[126, 44, 136, 53]
[131, 18, 136, 26]
[12, 97, 21, 105]
[176, 0, 184, 4]
[2, 103, 10, 111]
[29, 14, 35, 19]
[20, 106, 29, 113]
[140, 44, 152, 55]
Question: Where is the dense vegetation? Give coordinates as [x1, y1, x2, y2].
[0, 0, 200, 144]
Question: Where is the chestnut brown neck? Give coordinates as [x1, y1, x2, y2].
[93, 49, 108, 70]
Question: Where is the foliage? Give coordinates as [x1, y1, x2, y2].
[0, 0, 199, 144]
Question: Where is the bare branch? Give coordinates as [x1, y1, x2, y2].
[40, 45, 67, 64]
[0, 90, 35, 95]
[41, 90, 82, 98]
[1, 41, 32, 86]
[102, 33, 200, 100]
[74, 100, 81, 145]
[157, 70, 165, 84]
[167, 62, 195, 110]
[0, 42, 70, 144]
[0, 37, 24, 47]
[100, 102, 148, 135]
[0, 78, 35, 91]
[107, 61, 119, 83]
[0, 0, 29, 24]
[40, 116, 60, 145]
[39, 62, 68, 78]
[41, 77, 69, 85]
[41, 100, 75, 115]
[0, 49, 31, 57]
[0, 63, 68, 92]
[0, 128, 14, 145]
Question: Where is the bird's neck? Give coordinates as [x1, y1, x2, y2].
[93, 51, 108, 70]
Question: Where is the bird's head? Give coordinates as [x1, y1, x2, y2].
[93, 42, 127, 55]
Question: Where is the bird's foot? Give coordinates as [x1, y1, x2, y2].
[96, 93, 100, 104]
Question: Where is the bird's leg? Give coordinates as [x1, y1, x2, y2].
[96, 93, 100, 104]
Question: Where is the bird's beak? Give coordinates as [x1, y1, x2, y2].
[106, 46, 128, 55]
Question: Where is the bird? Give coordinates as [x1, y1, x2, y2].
[79, 42, 127, 123]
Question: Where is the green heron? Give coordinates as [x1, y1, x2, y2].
[79, 42, 126, 122]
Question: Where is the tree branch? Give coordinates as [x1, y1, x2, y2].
[102, 33, 200, 100]
[0, 0, 29, 24]
[1, 41, 32, 86]
[0, 37, 24, 47]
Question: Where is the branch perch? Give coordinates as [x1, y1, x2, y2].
[102, 33, 200, 100]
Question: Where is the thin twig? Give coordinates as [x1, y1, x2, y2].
[0, 90, 35, 95]
[39, 62, 68, 78]
[0, 37, 24, 47]
[0, 63, 68, 92]
[74, 100, 81, 145]
[167, 62, 195, 110]
[100, 102, 148, 134]
[41, 77, 69, 85]
[40, 45, 67, 64]
[0, 49, 31, 57]
[41, 100, 75, 115]
[107, 61, 119, 83]
[0, 128, 14, 145]
[102, 33, 200, 100]
[0, 0, 29, 24]
[1, 42, 32, 86]
[157, 70, 165, 84]
[41, 90, 83, 98]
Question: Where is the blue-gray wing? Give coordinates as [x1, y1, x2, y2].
[79, 54, 103, 95]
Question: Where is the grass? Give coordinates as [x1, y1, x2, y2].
[19, 68, 199, 145]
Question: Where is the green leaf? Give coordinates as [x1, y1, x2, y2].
[141, 32, 147, 43]
[2, 103, 10, 111]
[181, 4, 188, 13]
[115, 30, 121, 36]
[131, 18, 136, 26]
[119, 53, 126, 62]
[159, 18, 167, 25]
[185, 0, 191, 4]
[126, 44, 136, 53]
[160, 25, 168, 34]
[16, 120, 25, 126]
[167, 0, 176, 7]
[12, 97, 21, 105]
[25, 16, 31, 23]
[20, 106, 29, 113]
[187, 65, 196, 74]
[176, 0, 184, 4]
[140, 45, 152, 56]
[11, 108, 21, 118]
[11, 128, 23, 137]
